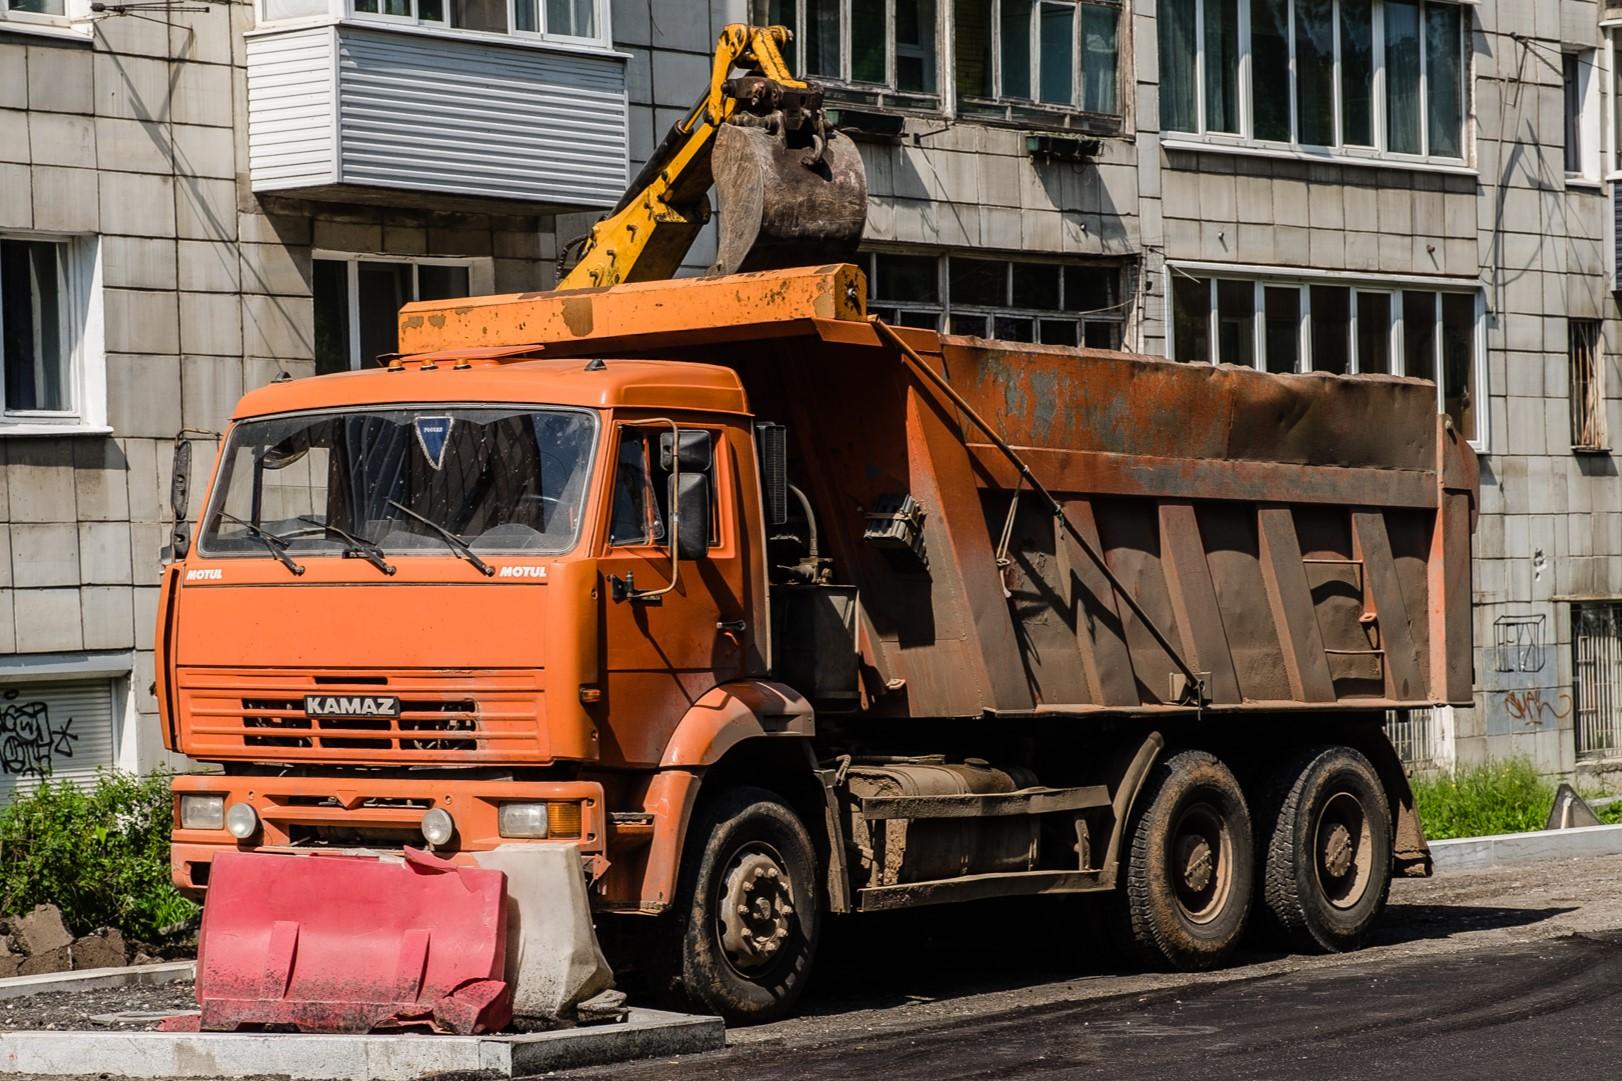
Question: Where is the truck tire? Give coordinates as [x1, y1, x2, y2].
[663, 786, 820, 1024]
[1258, 745, 1392, 953]
[1123, 750, 1255, 970]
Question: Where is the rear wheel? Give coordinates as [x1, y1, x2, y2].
[659, 786, 820, 1024]
[1259, 745, 1392, 952]
[1122, 750, 1255, 970]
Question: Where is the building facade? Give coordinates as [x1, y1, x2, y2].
[1, 0, 1620, 785]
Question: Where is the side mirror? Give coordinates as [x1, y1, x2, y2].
[170, 440, 193, 559]
[659, 429, 712, 472]
[669, 472, 709, 561]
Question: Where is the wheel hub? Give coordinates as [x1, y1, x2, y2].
[1178, 835, 1215, 893]
[1320, 822, 1354, 879]
[1169, 801, 1232, 925]
[718, 848, 794, 972]
[1314, 790, 1374, 910]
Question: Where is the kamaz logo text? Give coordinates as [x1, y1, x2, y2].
[497, 566, 547, 578]
[185, 569, 223, 581]
[304, 695, 400, 718]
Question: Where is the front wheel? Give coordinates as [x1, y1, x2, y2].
[1122, 749, 1256, 970]
[660, 786, 820, 1024]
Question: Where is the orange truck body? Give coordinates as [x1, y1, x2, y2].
[159, 264, 1474, 925]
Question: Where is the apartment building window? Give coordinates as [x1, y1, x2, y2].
[313, 256, 475, 374]
[753, 1, 1123, 120]
[1574, 603, 1622, 761]
[864, 251, 1130, 348]
[1565, 50, 1601, 181]
[1570, 319, 1608, 451]
[261, 0, 607, 44]
[1168, 269, 1484, 444]
[756, 0, 940, 105]
[1160, 0, 1467, 162]
[0, 235, 102, 432]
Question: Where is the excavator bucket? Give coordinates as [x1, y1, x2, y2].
[187, 848, 512, 1035]
[711, 121, 868, 276]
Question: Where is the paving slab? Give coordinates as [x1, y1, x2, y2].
[0, 1007, 723, 1079]
[0, 961, 195, 1001]
[1429, 822, 1622, 872]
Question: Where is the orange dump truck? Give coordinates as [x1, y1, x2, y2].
[156, 264, 1476, 1027]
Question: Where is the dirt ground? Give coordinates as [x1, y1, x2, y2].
[0, 855, 1618, 1079]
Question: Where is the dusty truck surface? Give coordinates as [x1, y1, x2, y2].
[156, 263, 1478, 1026]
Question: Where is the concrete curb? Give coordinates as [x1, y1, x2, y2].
[1430, 822, 1622, 873]
[0, 1007, 723, 1079]
[0, 960, 195, 1001]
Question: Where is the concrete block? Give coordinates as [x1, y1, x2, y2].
[381, 226, 428, 257]
[427, 226, 493, 257]
[12, 588, 82, 653]
[25, 44, 92, 113]
[171, 123, 237, 182]
[238, 211, 312, 246]
[610, 0, 651, 46]
[0, 1009, 723, 1079]
[6, 441, 77, 524]
[31, 165, 98, 233]
[104, 290, 180, 356]
[100, 171, 176, 238]
[313, 218, 383, 252]
[131, 524, 166, 588]
[0, 163, 31, 230]
[0, 44, 25, 110]
[178, 238, 241, 294]
[239, 242, 310, 296]
[491, 223, 541, 260]
[93, 52, 173, 123]
[82, 586, 135, 651]
[181, 355, 245, 432]
[27, 112, 94, 170]
[74, 439, 132, 523]
[0, 960, 193, 1001]
[104, 236, 178, 292]
[133, 584, 160, 649]
[978, 154, 1020, 208]
[172, 60, 234, 128]
[0, 589, 13, 653]
[242, 294, 314, 359]
[176, 176, 239, 241]
[96, 117, 174, 175]
[79, 521, 133, 585]
[0, 109, 27, 165]
[0, 528, 10, 588]
[93, 6, 174, 60]
[123, 438, 162, 523]
[179, 292, 244, 357]
[11, 524, 77, 588]
[106, 354, 183, 439]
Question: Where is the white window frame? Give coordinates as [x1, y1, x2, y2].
[1160, 0, 1473, 171]
[1565, 47, 1603, 185]
[254, 0, 612, 50]
[1163, 262, 1489, 452]
[966, 0, 1125, 115]
[0, 0, 93, 38]
[757, 0, 946, 103]
[312, 252, 489, 372]
[0, 232, 107, 437]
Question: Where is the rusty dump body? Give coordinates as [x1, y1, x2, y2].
[161, 264, 1476, 1026]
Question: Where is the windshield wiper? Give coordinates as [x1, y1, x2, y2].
[296, 516, 396, 576]
[216, 511, 305, 577]
[386, 499, 495, 577]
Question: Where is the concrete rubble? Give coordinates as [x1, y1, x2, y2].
[0, 905, 133, 978]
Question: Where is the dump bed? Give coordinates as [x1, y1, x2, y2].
[398, 265, 1477, 721]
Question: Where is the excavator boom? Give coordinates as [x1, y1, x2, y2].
[558, 24, 867, 289]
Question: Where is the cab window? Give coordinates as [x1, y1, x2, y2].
[608, 426, 719, 546]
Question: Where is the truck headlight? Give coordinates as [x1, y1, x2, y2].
[420, 808, 456, 847]
[179, 794, 225, 830]
[497, 803, 549, 838]
[225, 802, 259, 840]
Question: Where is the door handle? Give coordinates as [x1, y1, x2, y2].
[717, 619, 748, 634]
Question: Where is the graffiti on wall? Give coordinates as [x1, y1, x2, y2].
[0, 691, 77, 779]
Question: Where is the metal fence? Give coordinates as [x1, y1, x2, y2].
[1387, 707, 1441, 770]
[1575, 603, 1622, 759]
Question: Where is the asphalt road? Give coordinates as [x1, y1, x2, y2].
[549, 855, 1622, 1081]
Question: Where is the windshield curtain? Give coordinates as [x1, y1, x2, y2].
[200, 407, 598, 557]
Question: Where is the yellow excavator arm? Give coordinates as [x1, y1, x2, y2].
[558, 23, 867, 290]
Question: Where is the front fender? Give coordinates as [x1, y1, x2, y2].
[659, 680, 814, 768]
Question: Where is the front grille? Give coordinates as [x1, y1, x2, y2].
[180, 670, 545, 762]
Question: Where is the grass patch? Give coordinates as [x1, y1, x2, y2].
[1412, 759, 1555, 841]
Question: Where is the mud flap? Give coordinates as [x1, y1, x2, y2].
[189, 848, 511, 1034]
[470, 844, 614, 1023]
[710, 123, 868, 276]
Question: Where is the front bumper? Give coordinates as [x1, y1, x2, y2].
[171, 773, 605, 894]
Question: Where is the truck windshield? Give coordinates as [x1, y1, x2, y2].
[200, 407, 598, 558]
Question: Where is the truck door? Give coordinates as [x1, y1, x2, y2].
[596, 420, 752, 765]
